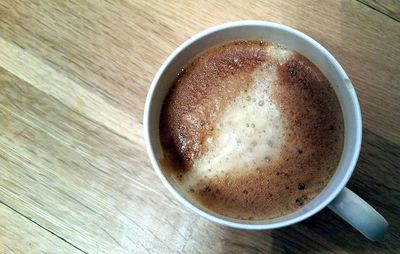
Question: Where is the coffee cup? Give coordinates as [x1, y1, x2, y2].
[144, 21, 388, 241]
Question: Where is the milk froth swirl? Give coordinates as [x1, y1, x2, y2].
[160, 41, 344, 220]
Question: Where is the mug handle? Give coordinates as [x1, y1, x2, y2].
[328, 187, 388, 241]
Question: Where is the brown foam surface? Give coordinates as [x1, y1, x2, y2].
[160, 41, 267, 173]
[160, 41, 344, 220]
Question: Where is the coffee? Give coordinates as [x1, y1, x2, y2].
[159, 41, 344, 220]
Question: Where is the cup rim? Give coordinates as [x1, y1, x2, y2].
[144, 20, 362, 230]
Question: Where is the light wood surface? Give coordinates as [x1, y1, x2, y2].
[359, 0, 400, 21]
[0, 0, 399, 253]
[0, 203, 82, 254]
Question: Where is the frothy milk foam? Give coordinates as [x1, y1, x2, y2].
[160, 41, 344, 220]
[184, 46, 291, 188]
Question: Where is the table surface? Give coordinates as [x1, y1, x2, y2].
[0, 0, 399, 253]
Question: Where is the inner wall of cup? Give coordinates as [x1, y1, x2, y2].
[150, 24, 359, 224]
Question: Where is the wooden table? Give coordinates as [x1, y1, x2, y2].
[0, 1, 399, 253]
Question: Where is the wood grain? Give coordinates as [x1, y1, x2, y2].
[359, 0, 400, 21]
[0, 203, 82, 253]
[0, 0, 399, 253]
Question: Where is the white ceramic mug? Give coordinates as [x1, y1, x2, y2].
[144, 21, 388, 241]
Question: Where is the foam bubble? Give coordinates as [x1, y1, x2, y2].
[267, 43, 293, 64]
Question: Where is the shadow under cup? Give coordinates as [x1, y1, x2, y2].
[144, 21, 362, 230]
